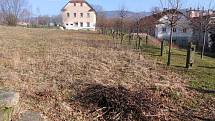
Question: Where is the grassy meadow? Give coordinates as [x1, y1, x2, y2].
[0, 26, 214, 120]
[139, 40, 215, 91]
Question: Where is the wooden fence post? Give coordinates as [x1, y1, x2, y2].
[146, 35, 148, 45]
[128, 34, 131, 45]
[161, 40, 164, 56]
[186, 42, 196, 69]
[138, 35, 141, 49]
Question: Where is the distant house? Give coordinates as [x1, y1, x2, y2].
[140, 8, 215, 50]
[17, 22, 30, 26]
[187, 8, 215, 18]
[187, 9, 215, 49]
[61, 0, 97, 31]
[140, 9, 193, 47]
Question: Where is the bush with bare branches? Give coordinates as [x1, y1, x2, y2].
[0, 0, 28, 26]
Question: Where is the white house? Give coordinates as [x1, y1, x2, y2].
[61, 0, 97, 31]
[154, 10, 193, 47]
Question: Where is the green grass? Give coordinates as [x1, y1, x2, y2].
[123, 37, 215, 91]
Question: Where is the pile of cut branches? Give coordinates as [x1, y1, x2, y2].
[73, 84, 165, 121]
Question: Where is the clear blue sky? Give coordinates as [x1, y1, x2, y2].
[28, 0, 215, 16]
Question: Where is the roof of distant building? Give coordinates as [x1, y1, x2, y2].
[61, 0, 96, 13]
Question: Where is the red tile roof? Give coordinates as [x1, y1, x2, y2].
[61, 0, 96, 13]
[70, 0, 85, 3]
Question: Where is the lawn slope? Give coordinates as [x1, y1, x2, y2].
[0, 26, 214, 120]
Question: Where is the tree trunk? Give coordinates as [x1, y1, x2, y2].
[121, 33, 124, 44]
[116, 30, 119, 39]
[186, 42, 192, 69]
[136, 25, 140, 49]
[146, 34, 149, 45]
[120, 18, 123, 44]
[167, 27, 173, 66]
[138, 36, 141, 49]
[112, 31, 115, 40]
[128, 32, 131, 45]
[201, 30, 207, 59]
[102, 27, 104, 34]
[135, 40, 138, 49]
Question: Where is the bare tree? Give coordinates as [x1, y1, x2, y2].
[37, 15, 50, 26]
[201, 12, 215, 59]
[113, 18, 121, 39]
[160, 0, 183, 66]
[36, 7, 41, 25]
[0, 9, 3, 24]
[189, 8, 204, 50]
[133, 14, 143, 49]
[209, 15, 215, 53]
[119, 6, 128, 44]
[96, 7, 107, 34]
[151, 6, 162, 14]
[20, 8, 31, 24]
[125, 19, 135, 44]
[51, 15, 62, 26]
[190, 7, 215, 59]
[139, 11, 158, 40]
[0, 0, 28, 26]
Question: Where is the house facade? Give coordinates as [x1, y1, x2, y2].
[61, 0, 96, 31]
[155, 14, 193, 47]
[142, 9, 215, 49]
[144, 10, 193, 47]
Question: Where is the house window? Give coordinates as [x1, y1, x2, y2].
[70, 24, 73, 26]
[80, 3, 83, 6]
[183, 28, 187, 33]
[173, 28, 177, 32]
[162, 27, 166, 32]
[87, 13, 90, 18]
[74, 3, 76, 6]
[66, 23, 68, 26]
[67, 13, 70, 17]
[80, 22, 83, 27]
[74, 22, 78, 27]
[87, 22, 90, 27]
[80, 13, 83, 18]
[74, 13, 76, 18]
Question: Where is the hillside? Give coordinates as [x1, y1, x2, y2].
[101, 10, 151, 18]
[0, 26, 214, 121]
[97, 9, 191, 19]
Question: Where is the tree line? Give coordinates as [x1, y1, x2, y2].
[0, 0, 62, 27]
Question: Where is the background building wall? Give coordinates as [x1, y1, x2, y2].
[155, 15, 193, 47]
[62, 2, 96, 31]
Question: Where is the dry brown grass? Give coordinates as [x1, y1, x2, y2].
[0, 26, 214, 121]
